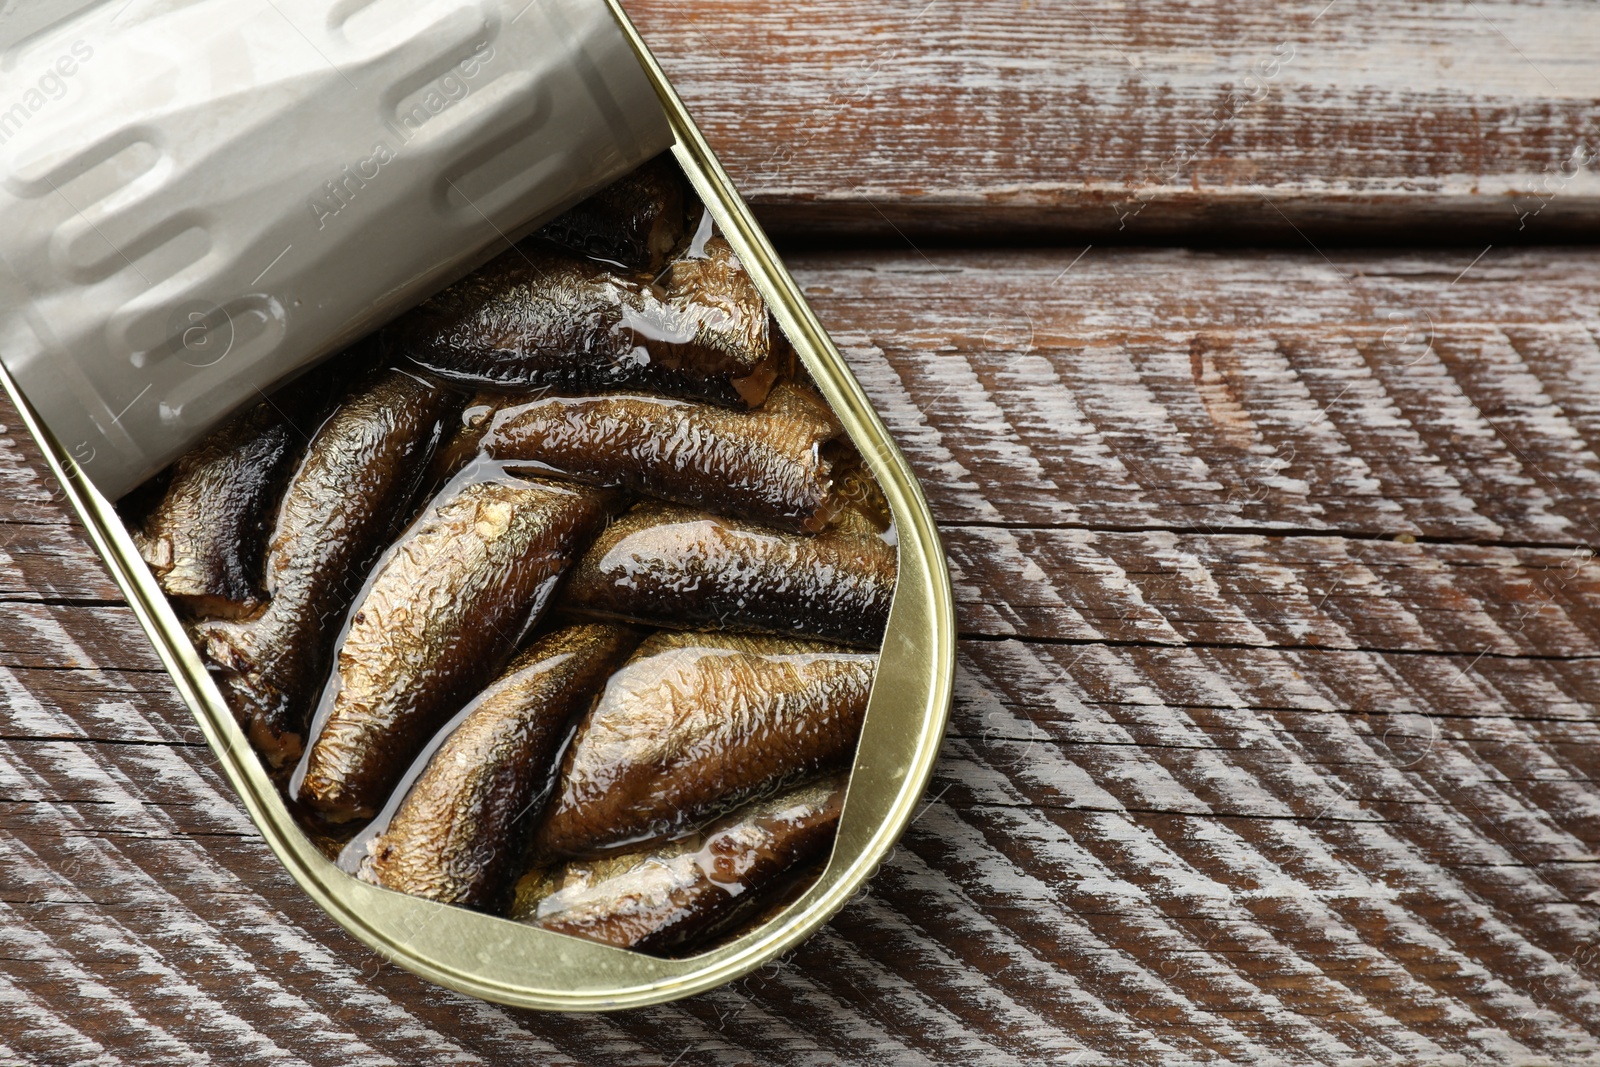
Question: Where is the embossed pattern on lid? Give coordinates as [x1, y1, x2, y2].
[0, 0, 671, 498]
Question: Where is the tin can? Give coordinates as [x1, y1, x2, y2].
[0, 0, 953, 1009]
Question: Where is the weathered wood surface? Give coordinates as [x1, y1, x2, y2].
[620, 0, 1600, 240]
[5, 247, 1600, 1064]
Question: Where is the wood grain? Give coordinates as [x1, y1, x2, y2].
[619, 0, 1600, 240]
[805, 245, 1600, 543]
[5, 246, 1600, 1064]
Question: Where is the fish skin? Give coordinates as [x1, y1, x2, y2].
[515, 775, 845, 952]
[196, 370, 459, 766]
[535, 154, 688, 272]
[356, 623, 641, 911]
[532, 632, 874, 857]
[294, 470, 615, 823]
[130, 348, 385, 618]
[657, 237, 787, 407]
[134, 402, 302, 618]
[386, 237, 778, 408]
[484, 381, 844, 534]
[421, 393, 502, 497]
[567, 502, 896, 648]
[388, 238, 787, 409]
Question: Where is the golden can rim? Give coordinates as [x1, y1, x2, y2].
[1, 0, 955, 1012]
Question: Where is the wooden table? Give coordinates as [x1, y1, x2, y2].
[6, 2, 1600, 1063]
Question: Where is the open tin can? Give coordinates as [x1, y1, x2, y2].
[0, 0, 952, 1009]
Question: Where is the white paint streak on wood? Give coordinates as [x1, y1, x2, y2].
[851, 854, 1124, 1066]
[792, 922, 1029, 1067]
[831, 334, 1004, 524]
[956, 640, 1600, 1057]
[906, 796, 1280, 1062]
[0, 743, 494, 1066]
[802, 251, 1600, 543]
[0, 663, 65, 739]
[911, 790, 1383, 1065]
[863, 843, 1147, 1048]
[669, 984, 893, 1067]
[8, 604, 99, 671]
[0, 956, 115, 1065]
[622, 0, 1600, 235]
[946, 665, 1436, 1057]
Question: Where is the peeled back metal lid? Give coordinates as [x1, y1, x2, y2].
[0, 0, 672, 499]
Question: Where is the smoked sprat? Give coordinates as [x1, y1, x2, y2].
[122, 153, 897, 958]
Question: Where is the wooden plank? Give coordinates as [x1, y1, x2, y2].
[798, 245, 1600, 543]
[621, 0, 1600, 239]
[3, 246, 1600, 1063]
[947, 529, 1600, 655]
